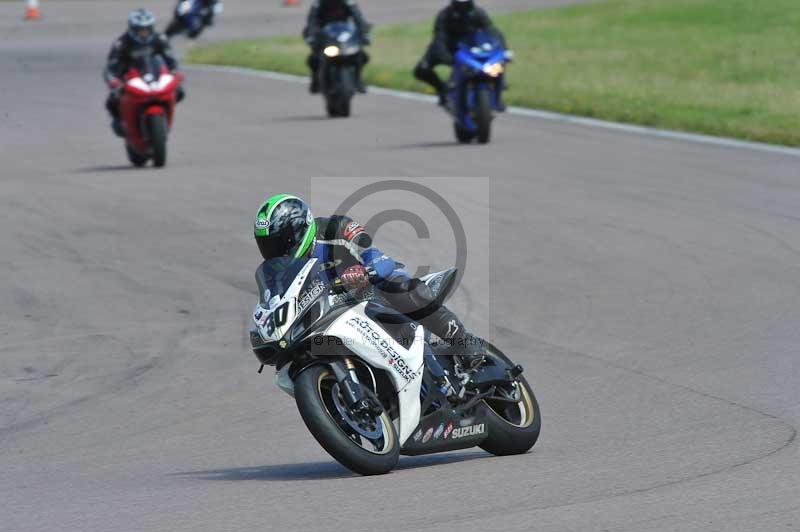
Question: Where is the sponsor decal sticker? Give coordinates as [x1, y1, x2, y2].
[255, 218, 269, 229]
[346, 317, 418, 382]
[458, 417, 475, 428]
[443, 422, 454, 439]
[422, 427, 434, 443]
[412, 429, 423, 442]
[433, 423, 445, 440]
[450, 423, 485, 440]
[297, 280, 325, 313]
[253, 307, 268, 326]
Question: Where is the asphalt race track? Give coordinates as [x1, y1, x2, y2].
[1, 1, 799, 531]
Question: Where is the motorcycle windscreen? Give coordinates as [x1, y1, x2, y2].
[256, 256, 321, 305]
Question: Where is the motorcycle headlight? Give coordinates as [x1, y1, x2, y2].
[482, 62, 504, 77]
[323, 46, 340, 58]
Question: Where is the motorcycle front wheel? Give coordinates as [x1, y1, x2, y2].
[294, 364, 399, 475]
[475, 88, 493, 144]
[147, 114, 168, 167]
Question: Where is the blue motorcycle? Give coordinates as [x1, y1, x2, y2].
[446, 30, 511, 144]
[165, 0, 223, 39]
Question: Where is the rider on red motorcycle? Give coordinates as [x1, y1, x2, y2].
[103, 9, 184, 136]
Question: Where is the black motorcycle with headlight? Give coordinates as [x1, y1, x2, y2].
[316, 21, 366, 118]
[250, 257, 541, 475]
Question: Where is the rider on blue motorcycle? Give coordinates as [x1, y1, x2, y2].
[303, 0, 371, 94]
[414, 0, 507, 108]
[103, 9, 184, 137]
[165, 0, 220, 39]
[253, 194, 485, 361]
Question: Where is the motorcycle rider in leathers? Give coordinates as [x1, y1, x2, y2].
[103, 9, 184, 137]
[302, 0, 371, 94]
[414, 0, 507, 108]
[252, 195, 484, 377]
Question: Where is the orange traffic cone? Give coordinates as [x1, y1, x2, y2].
[24, 0, 41, 20]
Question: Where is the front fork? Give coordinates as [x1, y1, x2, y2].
[332, 357, 382, 416]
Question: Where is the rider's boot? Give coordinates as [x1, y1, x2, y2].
[355, 71, 367, 94]
[356, 55, 368, 94]
[309, 73, 320, 94]
[437, 89, 447, 108]
[111, 118, 124, 138]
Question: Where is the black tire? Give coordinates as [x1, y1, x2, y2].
[325, 66, 354, 118]
[478, 345, 541, 456]
[475, 88, 493, 144]
[294, 364, 399, 475]
[147, 113, 168, 167]
[454, 123, 475, 144]
[125, 143, 148, 167]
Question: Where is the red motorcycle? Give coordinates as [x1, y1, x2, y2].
[118, 56, 183, 168]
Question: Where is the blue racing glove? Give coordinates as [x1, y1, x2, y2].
[360, 248, 397, 280]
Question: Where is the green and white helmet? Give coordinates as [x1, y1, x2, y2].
[254, 194, 317, 261]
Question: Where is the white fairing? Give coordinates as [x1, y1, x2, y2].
[253, 259, 317, 342]
[324, 303, 425, 445]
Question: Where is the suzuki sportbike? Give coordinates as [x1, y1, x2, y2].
[166, 0, 223, 39]
[447, 30, 511, 144]
[250, 257, 541, 475]
[118, 56, 182, 168]
[316, 21, 366, 118]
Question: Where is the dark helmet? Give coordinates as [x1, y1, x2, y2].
[254, 194, 317, 261]
[450, 0, 475, 15]
[127, 9, 156, 45]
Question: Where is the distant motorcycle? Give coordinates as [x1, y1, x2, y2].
[165, 0, 223, 39]
[118, 56, 182, 167]
[250, 257, 541, 475]
[316, 21, 366, 118]
[446, 30, 511, 144]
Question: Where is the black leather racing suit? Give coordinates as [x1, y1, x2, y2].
[413, 4, 506, 97]
[103, 32, 182, 122]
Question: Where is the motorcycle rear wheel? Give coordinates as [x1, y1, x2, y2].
[477, 344, 541, 455]
[147, 114, 168, 167]
[294, 364, 399, 475]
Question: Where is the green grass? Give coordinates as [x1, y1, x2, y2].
[188, 0, 800, 146]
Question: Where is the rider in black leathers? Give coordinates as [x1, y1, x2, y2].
[302, 0, 371, 94]
[103, 9, 183, 136]
[414, 0, 507, 107]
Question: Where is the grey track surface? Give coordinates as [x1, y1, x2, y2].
[1, 1, 799, 531]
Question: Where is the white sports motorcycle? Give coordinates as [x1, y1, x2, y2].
[250, 257, 540, 475]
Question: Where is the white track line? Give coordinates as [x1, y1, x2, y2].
[188, 63, 800, 158]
